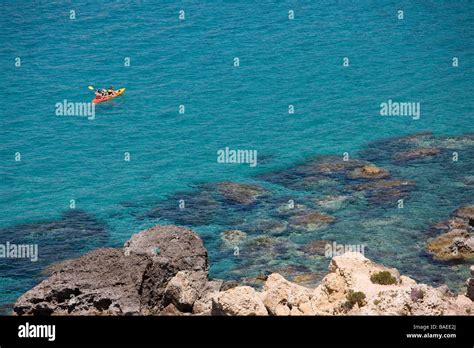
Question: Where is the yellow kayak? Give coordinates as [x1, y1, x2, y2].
[93, 88, 126, 104]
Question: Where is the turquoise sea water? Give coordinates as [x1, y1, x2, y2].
[0, 1, 473, 312]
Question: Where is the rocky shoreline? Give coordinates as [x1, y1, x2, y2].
[8, 132, 474, 316]
[14, 224, 473, 316]
[427, 205, 474, 261]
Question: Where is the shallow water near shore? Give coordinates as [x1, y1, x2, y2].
[0, 1, 473, 312]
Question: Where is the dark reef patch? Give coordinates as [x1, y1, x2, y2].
[143, 182, 269, 227]
[144, 190, 223, 226]
[0, 210, 108, 284]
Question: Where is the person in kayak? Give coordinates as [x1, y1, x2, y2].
[107, 86, 115, 96]
[95, 89, 108, 99]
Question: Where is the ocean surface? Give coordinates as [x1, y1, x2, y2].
[0, 0, 473, 313]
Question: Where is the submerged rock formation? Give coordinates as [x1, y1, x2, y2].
[258, 156, 388, 190]
[427, 205, 474, 261]
[220, 229, 247, 248]
[346, 164, 390, 180]
[393, 147, 441, 162]
[0, 210, 108, 281]
[144, 191, 222, 226]
[143, 181, 268, 227]
[288, 211, 335, 231]
[14, 224, 473, 316]
[216, 182, 268, 206]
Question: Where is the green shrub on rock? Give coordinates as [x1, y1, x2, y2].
[345, 290, 366, 309]
[370, 271, 397, 285]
